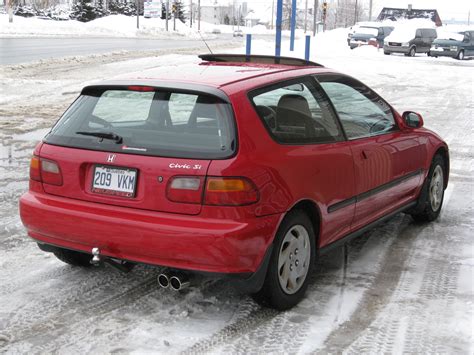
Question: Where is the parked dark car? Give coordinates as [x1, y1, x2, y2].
[349, 25, 394, 49]
[384, 27, 437, 56]
[429, 30, 474, 60]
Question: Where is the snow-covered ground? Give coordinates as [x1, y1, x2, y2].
[0, 27, 473, 353]
[0, 14, 279, 38]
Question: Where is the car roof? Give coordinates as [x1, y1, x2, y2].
[95, 58, 333, 91]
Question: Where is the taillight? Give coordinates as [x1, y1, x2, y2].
[29, 156, 63, 186]
[166, 176, 259, 206]
[166, 176, 204, 204]
[30, 156, 41, 181]
[204, 177, 259, 206]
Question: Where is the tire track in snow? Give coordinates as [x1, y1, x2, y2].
[316, 217, 423, 354]
[0, 267, 158, 351]
[184, 218, 405, 354]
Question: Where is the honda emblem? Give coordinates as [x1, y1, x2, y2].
[107, 154, 116, 163]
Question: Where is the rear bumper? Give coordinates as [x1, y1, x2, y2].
[429, 48, 457, 57]
[19, 191, 282, 275]
[384, 45, 410, 54]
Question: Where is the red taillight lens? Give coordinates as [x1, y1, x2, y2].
[204, 177, 259, 206]
[29, 156, 63, 186]
[166, 176, 204, 204]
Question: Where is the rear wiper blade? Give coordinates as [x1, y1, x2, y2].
[76, 131, 123, 144]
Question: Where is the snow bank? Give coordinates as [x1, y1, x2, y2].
[0, 14, 209, 38]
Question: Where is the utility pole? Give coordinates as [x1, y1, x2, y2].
[7, 0, 12, 23]
[313, 0, 318, 36]
[232, 0, 235, 30]
[173, 1, 176, 31]
[271, 0, 274, 30]
[468, 10, 471, 26]
[304, 0, 308, 33]
[369, 0, 373, 21]
[136, 0, 139, 29]
[198, 0, 201, 31]
[354, 0, 358, 25]
[238, 5, 241, 30]
[166, 0, 169, 31]
[190, 0, 193, 27]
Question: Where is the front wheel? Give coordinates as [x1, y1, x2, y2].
[410, 155, 446, 222]
[408, 47, 416, 57]
[457, 50, 464, 60]
[253, 210, 315, 310]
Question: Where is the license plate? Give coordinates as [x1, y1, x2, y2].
[92, 165, 137, 198]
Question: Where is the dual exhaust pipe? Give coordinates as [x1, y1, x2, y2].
[158, 271, 190, 291]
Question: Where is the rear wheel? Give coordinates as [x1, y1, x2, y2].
[410, 155, 445, 222]
[457, 50, 465, 60]
[53, 248, 93, 267]
[253, 210, 316, 310]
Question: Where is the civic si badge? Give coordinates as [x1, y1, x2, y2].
[107, 154, 116, 163]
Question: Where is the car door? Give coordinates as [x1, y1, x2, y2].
[414, 29, 424, 51]
[316, 74, 424, 231]
[466, 31, 474, 56]
[250, 77, 356, 247]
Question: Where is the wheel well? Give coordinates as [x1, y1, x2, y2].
[290, 200, 321, 245]
[434, 147, 449, 189]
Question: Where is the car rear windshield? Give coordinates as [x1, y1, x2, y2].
[44, 87, 236, 159]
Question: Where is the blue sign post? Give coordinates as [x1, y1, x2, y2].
[275, 0, 283, 58]
[290, 0, 297, 51]
[305, 35, 311, 61]
[246, 34, 252, 59]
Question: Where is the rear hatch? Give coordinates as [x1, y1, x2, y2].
[39, 84, 236, 215]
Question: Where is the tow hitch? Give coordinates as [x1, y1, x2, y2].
[90, 247, 134, 273]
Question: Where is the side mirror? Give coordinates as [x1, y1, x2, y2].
[402, 111, 424, 128]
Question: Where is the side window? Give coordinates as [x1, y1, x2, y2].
[317, 75, 397, 140]
[168, 93, 198, 124]
[251, 78, 344, 144]
[415, 29, 422, 38]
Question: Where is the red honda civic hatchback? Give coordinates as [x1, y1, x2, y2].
[20, 54, 449, 310]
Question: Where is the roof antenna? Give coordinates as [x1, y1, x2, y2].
[198, 31, 213, 54]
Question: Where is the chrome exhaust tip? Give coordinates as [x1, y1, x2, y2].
[158, 273, 170, 288]
[169, 274, 190, 291]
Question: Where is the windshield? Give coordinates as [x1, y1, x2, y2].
[355, 27, 379, 36]
[45, 87, 236, 159]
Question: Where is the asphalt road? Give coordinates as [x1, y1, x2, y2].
[0, 35, 241, 65]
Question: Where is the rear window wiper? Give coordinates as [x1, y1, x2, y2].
[76, 131, 123, 144]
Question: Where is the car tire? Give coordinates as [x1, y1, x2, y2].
[384, 51, 390, 55]
[252, 210, 316, 310]
[410, 155, 446, 222]
[457, 50, 464, 60]
[408, 47, 416, 57]
[53, 248, 93, 267]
